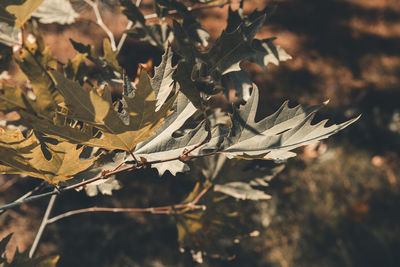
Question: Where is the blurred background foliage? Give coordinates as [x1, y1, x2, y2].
[1, 0, 400, 266]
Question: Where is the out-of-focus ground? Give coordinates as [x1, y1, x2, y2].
[1, 0, 400, 266]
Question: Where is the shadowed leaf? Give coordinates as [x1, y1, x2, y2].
[46, 70, 175, 151]
[0, 128, 97, 183]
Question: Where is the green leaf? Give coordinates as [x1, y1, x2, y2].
[32, 0, 78, 24]
[195, 154, 284, 200]
[221, 85, 360, 160]
[170, 20, 205, 108]
[135, 82, 358, 174]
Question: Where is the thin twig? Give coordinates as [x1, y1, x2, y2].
[84, 0, 117, 51]
[0, 150, 221, 212]
[47, 203, 205, 224]
[29, 194, 57, 258]
[0, 181, 46, 216]
[191, 184, 211, 206]
[15, 181, 47, 202]
[46, 180, 211, 225]
[0, 190, 57, 212]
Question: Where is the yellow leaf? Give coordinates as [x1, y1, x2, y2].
[0, 128, 97, 184]
[16, 42, 64, 118]
[102, 38, 121, 72]
[49, 70, 175, 151]
[0, 85, 27, 111]
[6, 0, 44, 27]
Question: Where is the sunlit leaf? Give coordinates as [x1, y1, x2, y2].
[0, 22, 21, 46]
[133, 92, 198, 175]
[151, 46, 175, 110]
[5, 0, 44, 27]
[32, 0, 78, 24]
[221, 85, 360, 160]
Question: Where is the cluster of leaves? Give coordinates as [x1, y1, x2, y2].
[0, 0, 359, 262]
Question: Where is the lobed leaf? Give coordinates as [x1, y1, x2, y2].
[2, 0, 43, 27]
[16, 39, 64, 118]
[120, 0, 173, 50]
[151, 47, 176, 110]
[70, 39, 121, 85]
[0, 128, 97, 183]
[201, 13, 266, 78]
[133, 92, 198, 175]
[46, 70, 175, 152]
[32, 0, 78, 24]
[156, 0, 209, 46]
[221, 85, 360, 160]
